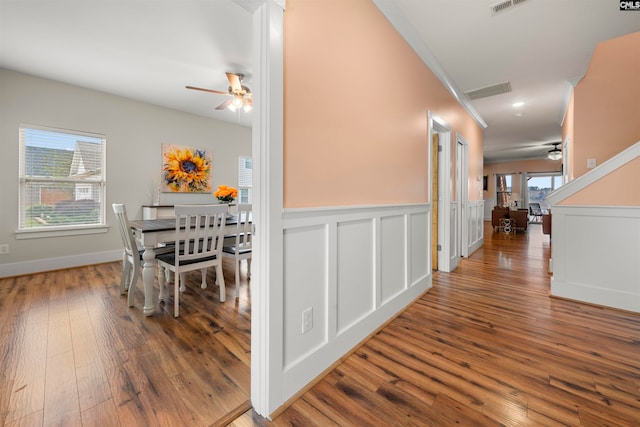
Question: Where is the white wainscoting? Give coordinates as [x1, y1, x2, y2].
[550, 205, 640, 313]
[448, 203, 460, 271]
[483, 198, 494, 221]
[467, 200, 485, 255]
[281, 204, 432, 399]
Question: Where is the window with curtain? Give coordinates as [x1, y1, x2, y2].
[238, 155, 252, 204]
[495, 174, 512, 207]
[19, 125, 106, 231]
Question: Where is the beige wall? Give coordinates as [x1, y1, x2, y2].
[0, 69, 251, 266]
[283, 0, 483, 208]
[568, 32, 640, 179]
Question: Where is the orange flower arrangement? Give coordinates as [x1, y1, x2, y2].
[214, 185, 238, 203]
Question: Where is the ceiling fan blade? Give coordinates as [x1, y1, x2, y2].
[185, 85, 229, 95]
[215, 98, 233, 110]
[226, 72, 242, 93]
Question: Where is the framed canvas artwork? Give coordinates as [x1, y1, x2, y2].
[161, 144, 212, 193]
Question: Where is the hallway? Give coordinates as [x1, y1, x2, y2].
[239, 222, 640, 426]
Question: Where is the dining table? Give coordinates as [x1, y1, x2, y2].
[129, 215, 242, 316]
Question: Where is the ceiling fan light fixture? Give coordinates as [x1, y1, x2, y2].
[187, 72, 253, 114]
[547, 143, 562, 160]
[232, 95, 244, 109]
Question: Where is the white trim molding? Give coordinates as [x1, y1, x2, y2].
[547, 140, 640, 205]
[279, 203, 432, 403]
[467, 200, 485, 255]
[0, 250, 121, 278]
[550, 205, 640, 313]
[250, 0, 285, 418]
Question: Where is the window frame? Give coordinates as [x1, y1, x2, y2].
[238, 155, 253, 204]
[17, 124, 108, 239]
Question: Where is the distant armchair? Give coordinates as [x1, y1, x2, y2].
[491, 207, 528, 231]
[542, 213, 552, 236]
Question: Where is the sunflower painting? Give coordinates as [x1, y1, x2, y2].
[161, 144, 212, 193]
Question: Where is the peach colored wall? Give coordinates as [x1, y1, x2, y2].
[560, 157, 640, 206]
[562, 93, 574, 180]
[283, 0, 482, 208]
[569, 32, 640, 178]
[483, 159, 562, 200]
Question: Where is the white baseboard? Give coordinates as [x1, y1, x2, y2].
[0, 250, 121, 278]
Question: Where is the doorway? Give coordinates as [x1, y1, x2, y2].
[429, 113, 455, 272]
[456, 136, 469, 258]
[431, 133, 439, 270]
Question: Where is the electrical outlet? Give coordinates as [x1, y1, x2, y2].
[0, 244, 8, 255]
[587, 158, 596, 169]
[302, 307, 313, 334]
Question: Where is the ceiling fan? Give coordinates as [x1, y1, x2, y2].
[186, 72, 253, 112]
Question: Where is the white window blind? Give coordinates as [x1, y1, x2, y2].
[19, 125, 106, 230]
[238, 155, 253, 204]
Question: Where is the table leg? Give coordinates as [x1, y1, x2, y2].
[141, 245, 157, 316]
[158, 266, 168, 301]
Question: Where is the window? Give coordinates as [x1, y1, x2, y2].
[496, 174, 512, 207]
[238, 155, 253, 204]
[527, 173, 562, 212]
[19, 125, 106, 232]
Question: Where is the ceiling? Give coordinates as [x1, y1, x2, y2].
[1, 1, 638, 162]
[0, 0, 255, 126]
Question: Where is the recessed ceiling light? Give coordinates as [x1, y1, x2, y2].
[512, 101, 525, 108]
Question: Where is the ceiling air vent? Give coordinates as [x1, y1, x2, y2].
[491, 0, 529, 15]
[464, 81, 512, 100]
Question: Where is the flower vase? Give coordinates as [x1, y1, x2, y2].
[218, 199, 235, 218]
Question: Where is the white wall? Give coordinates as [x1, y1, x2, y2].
[0, 69, 251, 276]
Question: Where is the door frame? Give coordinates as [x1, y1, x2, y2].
[428, 112, 454, 273]
[248, 0, 285, 417]
[457, 134, 469, 258]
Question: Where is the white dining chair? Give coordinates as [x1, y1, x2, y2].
[156, 204, 228, 317]
[112, 203, 173, 308]
[222, 203, 252, 299]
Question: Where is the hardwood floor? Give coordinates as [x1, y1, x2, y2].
[0, 257, 252, 426]
[2, 222, 640, 426]
[234, 222, 640, 426]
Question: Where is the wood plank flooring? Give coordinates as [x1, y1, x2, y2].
[2, 222, 640, 426]
[234, 222, 640, 426]
[0, 257, 252, 426]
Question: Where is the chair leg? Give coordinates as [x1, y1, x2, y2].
[174, 271, 181, 317]
[120, 253, 130, 295]
[128, 266, 140, 308]
[235, 260, 240, 299]
[247, 258, 252, 278]
[216, 264, 226, 302]
[179, 273, 186, 291]
[200, 267, 208, 289]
